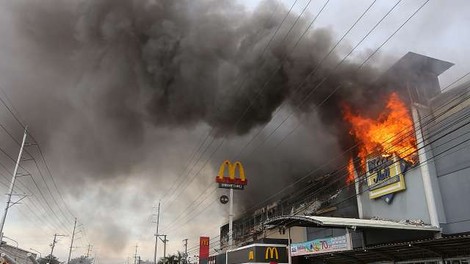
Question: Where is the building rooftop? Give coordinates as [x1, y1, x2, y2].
[264, 215, 440, 231]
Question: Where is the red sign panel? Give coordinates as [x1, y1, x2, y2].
[199, 236, 210, 264]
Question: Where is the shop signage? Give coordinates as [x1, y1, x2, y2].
[199, 236, 210, 264]
[366, 154, 407, 203]
[290, 234, 352, 256]
[227, 244, 288, 264]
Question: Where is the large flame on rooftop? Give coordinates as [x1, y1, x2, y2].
[343, 92, 417, 180]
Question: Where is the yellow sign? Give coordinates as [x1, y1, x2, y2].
[200, 237, 209, 246]
[248, 250, 254, 260]
[215, 160, 247, 189]
[217, 160, 246, 182]
[367, 154, 406, 201]
[265, 247, 279, 260]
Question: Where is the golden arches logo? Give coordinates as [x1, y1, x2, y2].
[248, 250, 254, 260]
[265, 247, 279, 260]
[200, 238, 209, 246]
[215, 160, 247, 185]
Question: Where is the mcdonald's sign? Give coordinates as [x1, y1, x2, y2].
[265, 247, 279, 260]
[226, 244, 288, 264]
[199, 236, 210, 264]
[215, 160, 247, 190]
[248, 250, 254, 260]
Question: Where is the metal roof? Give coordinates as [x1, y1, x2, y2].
[264, 215, 440, 231]
[389, 52, 454, 76]
[305, 235, 470, 263]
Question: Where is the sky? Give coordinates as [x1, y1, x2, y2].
[0, 0, 469, 264]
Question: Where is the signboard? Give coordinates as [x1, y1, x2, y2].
[366, 154, 407, 203]
[215, 160, 247, 189]
[227, 244, 288, 264]
[199, 236, 210, 264]
[290, 235, 352, 256]
[218, 183, 244, 190]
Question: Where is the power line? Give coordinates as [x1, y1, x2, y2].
[170, 1, 396, 219]
[184, 127, 470, 255]
[159, 0, 314, 211]
[161, 0, 411, 233]
[169, 82, 470, 244]
[0, 144, 71, 234]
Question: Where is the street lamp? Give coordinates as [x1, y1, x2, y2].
[30, 248, 42, 259]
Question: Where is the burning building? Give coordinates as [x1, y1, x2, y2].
[217, 52, 470, 264]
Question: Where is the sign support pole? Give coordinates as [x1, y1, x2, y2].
[228, 188, 234, 249]
[287, 227, 292, 264]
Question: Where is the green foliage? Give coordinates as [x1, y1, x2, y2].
[157, 252, 187, 264]
[69, 256, 93, 264]
[38, 255, 60, 264]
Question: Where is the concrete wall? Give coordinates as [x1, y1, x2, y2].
[428, 91, 470, 234]
[356, 85, 470, 233]
[357, 165, 431, 224]
[265, 227, 307, 244]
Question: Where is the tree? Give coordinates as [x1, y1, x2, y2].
[38, 255, 60, 264]
[158, 252, 184, 264]
[69, 256, 93, 264]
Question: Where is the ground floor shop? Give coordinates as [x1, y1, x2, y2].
[292, 235, 470, 264]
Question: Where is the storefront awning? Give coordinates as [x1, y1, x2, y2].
[264, 215, 440, 231]
[306, 235, 470, 263]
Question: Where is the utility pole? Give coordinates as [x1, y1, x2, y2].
[157, 235, 168, 264]
[182, 239, 188, 264]
[86, 244, 93, 258]
[0, 128, 27, 244]
[67, 218, 77, 264]
[154, 202, 160, 264]
[134, 244, 138, 264]
[49, 234, 67, 264]
[163, 235, 167, 264]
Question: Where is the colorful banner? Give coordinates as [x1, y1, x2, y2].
[290, 234, 352, 256]
[199, 236, 210, 264]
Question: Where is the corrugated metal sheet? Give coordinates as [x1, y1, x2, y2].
[264, 215, 440, 231]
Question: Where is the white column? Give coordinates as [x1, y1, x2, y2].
[412, 106, 440, 228]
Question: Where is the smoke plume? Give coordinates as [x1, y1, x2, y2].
[0, 0, 393, 255]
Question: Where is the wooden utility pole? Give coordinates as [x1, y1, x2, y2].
[86, 244, 93, 258]
[182, 239, 188, 264]
[49, 234, 67, 264]
[134, 244, 138, 264]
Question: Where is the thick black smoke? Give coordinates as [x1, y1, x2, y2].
[8, 0, 380, 137]
[0, 0, 389, 254]
[5, 0, 383, 211]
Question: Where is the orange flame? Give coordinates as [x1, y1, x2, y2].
[343, 92, 417, 177]
[347, 158, 355, 184]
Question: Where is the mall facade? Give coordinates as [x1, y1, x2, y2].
[217, 52, 470, 264]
